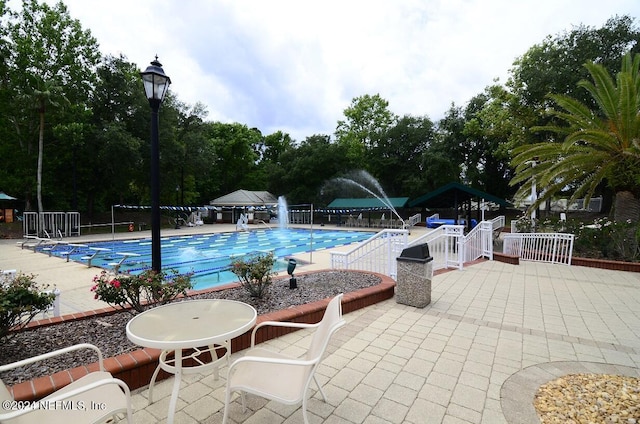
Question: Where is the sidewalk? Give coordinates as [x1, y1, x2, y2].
[129, 260, 640, 423]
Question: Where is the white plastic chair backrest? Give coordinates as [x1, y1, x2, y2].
[305, 294, 344, 362]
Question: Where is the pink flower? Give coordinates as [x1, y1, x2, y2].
[112, 280, 121, 289]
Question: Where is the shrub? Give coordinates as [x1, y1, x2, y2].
[570, 218, 640, 261]
[0, 271, 55, 340]
[91, 269, 193, 314]
[231, 252, 276, 298]
[515, 214, 640, 261]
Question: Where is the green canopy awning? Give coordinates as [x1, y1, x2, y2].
[409, 183, 511, 208]
[326, 197, 409, 209]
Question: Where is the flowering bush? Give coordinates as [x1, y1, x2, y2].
[231, 252, 276, 298]
[568, 218, 640, 261]
[91, 269, 192, 314]
[514, 214, 640, 262]
[1, 271, 55, 340]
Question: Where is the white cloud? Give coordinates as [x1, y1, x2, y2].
[36, 0, 640, 141]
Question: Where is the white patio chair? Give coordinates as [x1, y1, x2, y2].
[222, 293, 345, 424]
[0, 343, 132, 424]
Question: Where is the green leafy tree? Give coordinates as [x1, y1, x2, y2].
[368, 114, 435, 198]
[459, 85, 521, 199]
[87, 55, 147, 214]
[253, 130, 295, 197]
[6, 0, 100, 212]
[207, 122, 261, 195]
[280, 134, 351, 205]
[335, 94, 397, 163]
[173, 101, 215, 206]
[509, 15, 640, 113]
[510, 53, 640, 223]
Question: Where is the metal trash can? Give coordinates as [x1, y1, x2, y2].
[395, 243, 433, 308]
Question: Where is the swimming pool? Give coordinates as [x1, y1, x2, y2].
[40, 228, 373, 290]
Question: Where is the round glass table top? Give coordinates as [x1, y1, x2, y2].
[126, 299, 257, 350]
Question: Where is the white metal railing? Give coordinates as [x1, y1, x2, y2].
[491, 215, 505, 231]
[407, 213, 422, 228]
[330, 229, 408, 279]
[461, 221, 494, 262]
[23, 211, 81, 238]
[503, 233, 574, 265]
[330, 217, 506, 277]
[409, 225, 464, 270]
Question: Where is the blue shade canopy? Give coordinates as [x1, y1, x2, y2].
[0, 192, 17, 201]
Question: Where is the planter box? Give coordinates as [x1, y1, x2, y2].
[8, 272, 396, 401]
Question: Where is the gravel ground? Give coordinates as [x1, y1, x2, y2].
[534, 373, 640, 423]
[0, 271, 381, 386]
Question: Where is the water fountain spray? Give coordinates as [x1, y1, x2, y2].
[333, 170, 406, 228]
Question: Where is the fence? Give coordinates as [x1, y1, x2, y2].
[23, 211, 81, 238]
[330, 216, 508, 278]
[503, 232, 574, 265]
[330, 229, 408, 279]
[408, 225, 464, 270]
[407, 213, 422, 228]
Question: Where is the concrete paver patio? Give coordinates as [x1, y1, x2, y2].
[129, 260, 640, 423]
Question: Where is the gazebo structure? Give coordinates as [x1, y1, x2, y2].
[209, 190, 277, 224]
[409, 182, 511, 230]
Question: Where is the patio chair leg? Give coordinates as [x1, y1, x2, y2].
[314, 375, 328, 402]
[240, 392, 247, 412]
[222, 389, 232, 424]
[302, 395, 310, 424]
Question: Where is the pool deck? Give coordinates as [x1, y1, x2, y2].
[2, 224, 640, 423]
[0, 223, 388, 315]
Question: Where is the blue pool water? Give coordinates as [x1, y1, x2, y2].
[40, 229, 372, 290]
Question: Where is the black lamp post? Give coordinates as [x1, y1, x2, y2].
[141, 56, 171, 272]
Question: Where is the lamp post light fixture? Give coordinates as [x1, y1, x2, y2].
[141, 56, 171, 272]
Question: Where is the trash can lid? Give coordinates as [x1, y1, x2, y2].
[397, 243, 433, 263]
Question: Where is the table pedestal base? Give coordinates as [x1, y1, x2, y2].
[147, 341, 231, 424]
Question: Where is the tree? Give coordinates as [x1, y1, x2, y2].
[510, 53, 640, 223]
[252, 130, 295, 197]
[280, 135, 351, 205]
[87, 55, 147, 214]
[509, 16, 640, 113]
[207, 122, 261, 195]
[7, 0, 100, 212]
[368, 114, 435, 198]
[459, 85, 521, 200]
[335, 94, 397, 163]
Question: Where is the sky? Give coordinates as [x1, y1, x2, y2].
[38, 0, 640, 141]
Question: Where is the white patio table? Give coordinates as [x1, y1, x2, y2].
[126, 299, 257, 424]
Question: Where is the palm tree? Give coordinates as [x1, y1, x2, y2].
[28, 78, 68, 231]
[510, 53, 640, 223]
